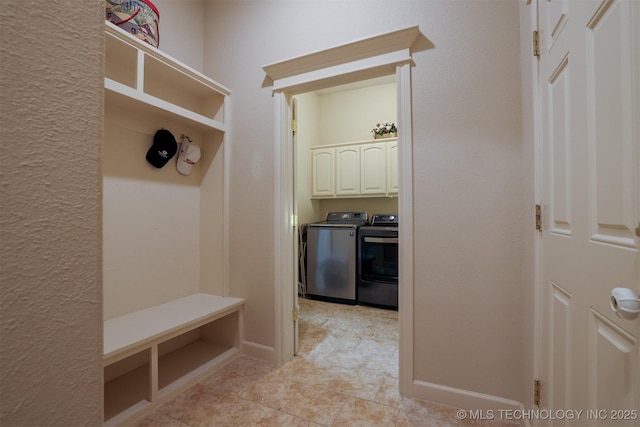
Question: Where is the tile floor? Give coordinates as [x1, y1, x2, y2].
[134, 298, 517, 426]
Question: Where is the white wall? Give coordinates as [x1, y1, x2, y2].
[0, 1, 104, 425]
[102, 120, 203, 319]
[203, 0, 527, 404]
[152, 0, 205, 72]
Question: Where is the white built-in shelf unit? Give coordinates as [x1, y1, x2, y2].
[103, 22, 241, 426]
[104, 21, 229, 133]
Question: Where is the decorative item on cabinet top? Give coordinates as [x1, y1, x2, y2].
[106, 0, 160, 48]
[372, 121, 397, 139]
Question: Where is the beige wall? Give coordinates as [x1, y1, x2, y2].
[152, 0, 205, 72]
[316, 82, 397, 145]
[518, 0, 537, 408]
[202, 0, 528, 404]
[295, 92, 321, 225]
[0, 1, 104, 425]
[318, 198, 398, 221]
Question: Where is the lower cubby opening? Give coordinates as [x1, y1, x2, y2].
[104, 349, 151, 423]
[158, 310, 240, 396]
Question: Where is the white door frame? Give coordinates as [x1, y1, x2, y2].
[263, 25, 421, 396]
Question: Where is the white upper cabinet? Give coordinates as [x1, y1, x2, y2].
[311, 148, 335, 197]
[386, 140, 398, 195]
[336, 146, 360, 196]
[310, 138, 397, 198]
[360, 143, 387, 196]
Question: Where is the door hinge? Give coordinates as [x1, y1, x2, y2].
[291, 119, 297, 133]
[533, 30, 540, 57]
[536, 204, 542, 231]
[534, 379, 541, 406]
[292, 307, 299, 322]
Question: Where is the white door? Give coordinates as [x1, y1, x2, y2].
[538, 0, 639, 423]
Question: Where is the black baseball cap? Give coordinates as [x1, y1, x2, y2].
[146, 129, 177, 168]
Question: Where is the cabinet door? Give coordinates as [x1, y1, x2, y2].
[386, 141, 398, 195]
[311, 148, 335, 197]
[335, 146, 360, 196]
[360, 143, 387, 195]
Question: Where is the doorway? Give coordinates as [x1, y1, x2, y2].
[263, 25, 419, 395]
[293, 76, 399, 351]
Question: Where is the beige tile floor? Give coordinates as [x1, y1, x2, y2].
[134, 298, 517, 426]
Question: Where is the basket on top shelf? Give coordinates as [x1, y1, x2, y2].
[372, 122, 397, 139]
[106, 0, 160, 48]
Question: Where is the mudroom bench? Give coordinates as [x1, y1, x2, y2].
[103, 293, 245, 426]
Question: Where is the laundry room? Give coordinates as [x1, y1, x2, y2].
[294, 76, 399, 310]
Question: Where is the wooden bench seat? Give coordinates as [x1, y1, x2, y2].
[103, 293, 245, 426]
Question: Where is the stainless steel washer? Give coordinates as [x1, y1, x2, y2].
[306, 212, 368, 304]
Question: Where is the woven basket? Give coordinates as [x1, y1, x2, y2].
[374, 132, 397, 139]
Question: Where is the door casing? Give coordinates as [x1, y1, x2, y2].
[263, 25, 419, 396]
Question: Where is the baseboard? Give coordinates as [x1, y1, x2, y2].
[412, 380, 530, 427]
[241, 340, 277, 362]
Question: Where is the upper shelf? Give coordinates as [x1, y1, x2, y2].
[104, 21, 230, 133]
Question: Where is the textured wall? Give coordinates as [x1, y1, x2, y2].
[0, 1, 104, 425]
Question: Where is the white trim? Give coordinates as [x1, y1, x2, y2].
[223, 95, 231, 296]
[273, 92, 295, 364]
[263, 25, 420, 81]
[271, 50, 411, 94]
[412, 380, 530, 427]
[241, 340, 277, 362]
[531, 0, 545, 406]
[396, 62, 414, 396]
